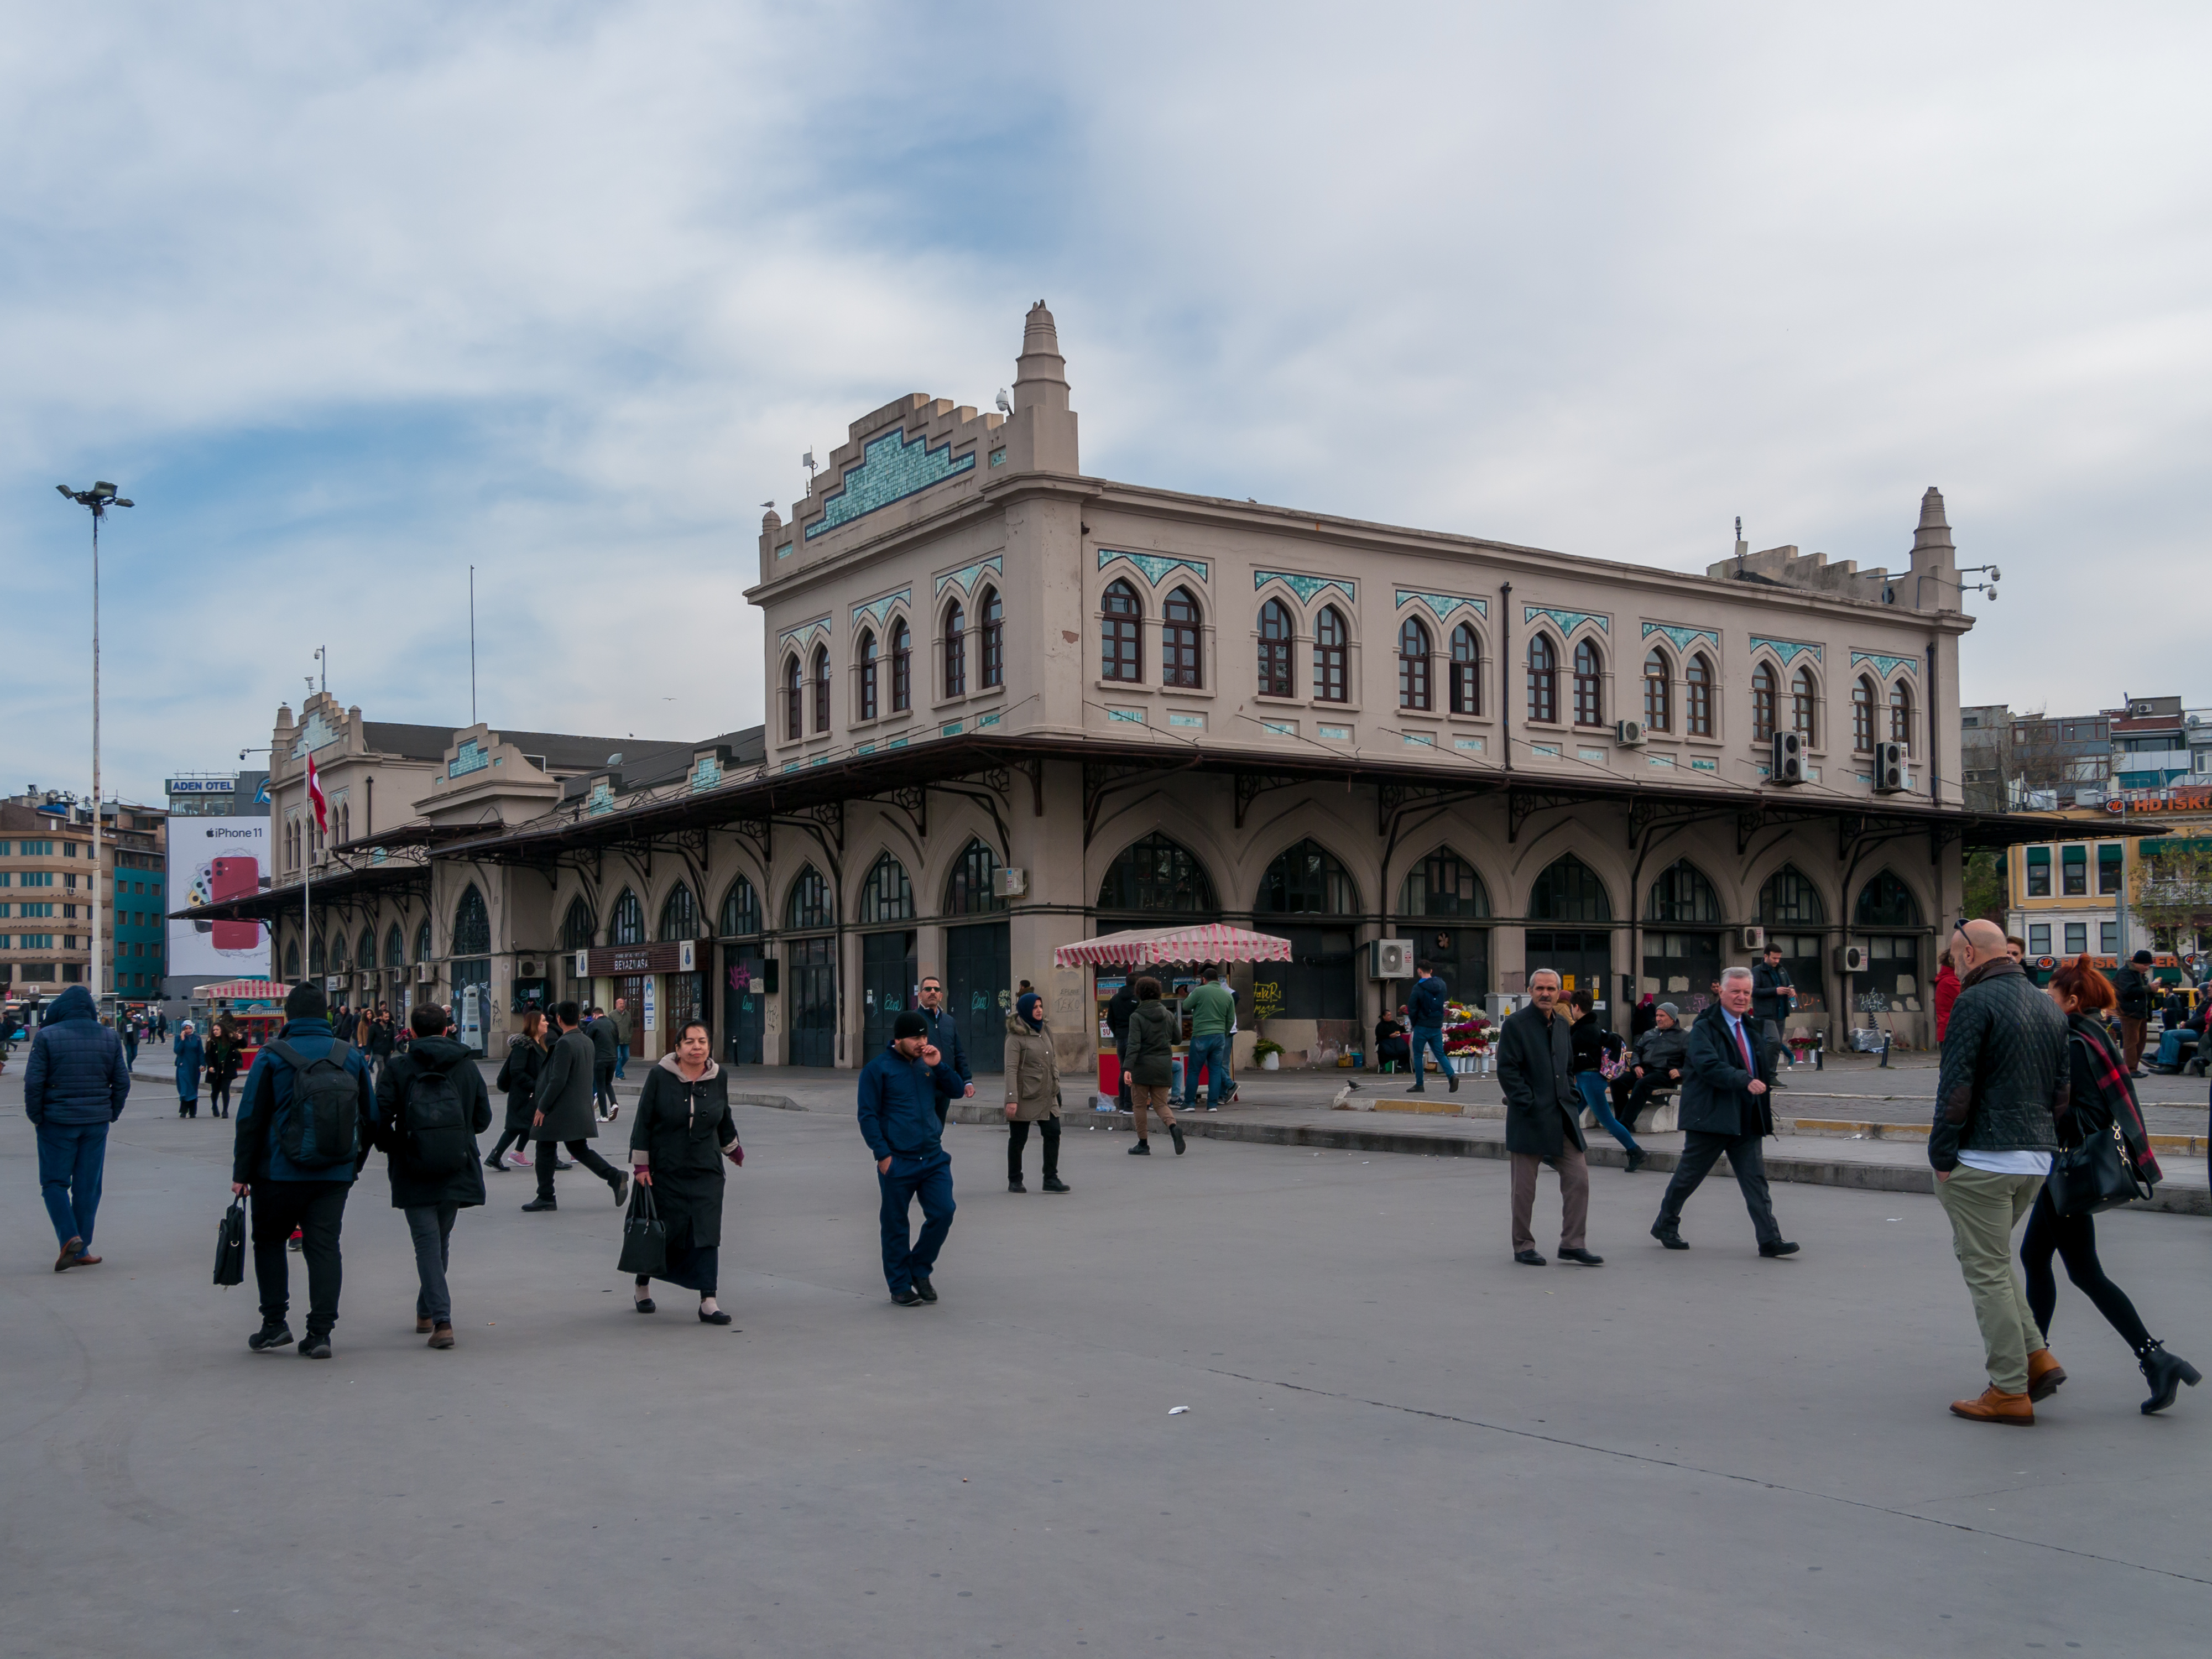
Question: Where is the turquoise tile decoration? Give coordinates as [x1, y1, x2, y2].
[1100, 548, 1211, 586]
[1850, 650, 1918, 678]
[1531, 743, 1561, 757]
[1750, 635, 1822, 665]
[989, 448, 1006, 467]
[976, 712, 1001, 728]
[1255, 570, 1355, 604]
[1453, 735, 1485, 752]
[289, 708, 342, 758]
[1522, 606, 1608, 636]
[942, 722, 964, 737]
[775, 542, 792, 560]
[1262, 720, 1296, 736]
[1401, 731, 1435, 747]
[1107, 708, 1145, 724]
[586, 781, 615, 816]
[1647, 754, 1678, 769]
[778, 616, 832, 651]
[1691, 757, 1718, 772]
[1396, 590, 1487, 622]
[804, 425, 977, 540]
[935, 553, 1004, 597]
[1168, 712, 1205, 728]
[851, 588, 912, 630]
[1641, 622, 1719, 654]
[784, 762, 802, 774]
[446, 738, 489, 780]
[689, 754, 723, 792]
[1317, 724, 1351, 740]
[886, 737, 908, 749]
[855, 743, 875, 757]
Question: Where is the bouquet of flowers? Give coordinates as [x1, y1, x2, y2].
[1443, 1003, 1492, 1057]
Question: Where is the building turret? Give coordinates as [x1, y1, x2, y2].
[1907, 486, 1958, 611]
[1013, 300, 1070, 415]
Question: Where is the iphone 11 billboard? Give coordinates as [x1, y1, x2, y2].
[168, 818, 270, 979]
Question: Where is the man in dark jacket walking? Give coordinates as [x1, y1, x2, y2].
[23, 984, 131, 1271]
[1650, 969, 1797, 1257]
[374, 1003, 493, 1349]
[1405, 961, 1457, 1094]
[1495, 970, 1600, 1266]
[523, 1003, 629, 1212]
[230, 983, 376, 1357]
[858, 1011, 964, 1305]
[914, 974, 975, 1124]
[1930, 919, 2070, 1425]
[2113, 950, 2154, 1074]
[1105, 979, 1138, 1113]
[1751, 943, 1798, 1071]
[587, 1006, 621, 1120]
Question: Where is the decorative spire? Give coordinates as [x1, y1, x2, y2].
[1912, 486, 1953, 560]
[1013, 299, 1069, 415]
[761, 505, 782, 532]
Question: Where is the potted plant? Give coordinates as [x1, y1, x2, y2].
[1251, 1037, 1285, 1071]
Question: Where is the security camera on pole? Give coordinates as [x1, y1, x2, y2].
[54, 481, 133, 1010]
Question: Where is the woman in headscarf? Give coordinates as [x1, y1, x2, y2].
[174, 1020, 205, 1118]
[628, 1018, 743, 1323]
[1003, 990, 1068, 1193]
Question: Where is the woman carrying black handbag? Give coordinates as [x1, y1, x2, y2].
[2022, 956, 2199, 1415]
[486, 1012, 547, 1172]
[627, 1019, 743, 1324]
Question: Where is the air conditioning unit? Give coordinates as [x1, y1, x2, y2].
[519, 959, 538, 978]
[1739, 926, 1766, 951]
[1834, 943, 1869, 973]
[992, 867, 1027, 898]
[1369, 938, 1416, 978]
[416, 962, 435, 983]
[1771, 731, 1806, 785]
[1615, 718, 1646, 747]
[1872, 740, 1907, 794]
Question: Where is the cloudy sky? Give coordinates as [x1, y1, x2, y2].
[6, 1, 2207, 804]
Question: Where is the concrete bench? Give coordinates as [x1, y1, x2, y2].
[1584, 1086, 1678, 1135]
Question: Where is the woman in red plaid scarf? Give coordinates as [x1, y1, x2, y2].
[2022, 957, 2200, 1415]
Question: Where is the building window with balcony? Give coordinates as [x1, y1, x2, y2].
[1313, 606, 1348, 703]
[1398, 617, 1432, 711]
[1102, 580, 1142, 683]
[1258, 598, 1295, 697]
[1162, 587, 1202, 688]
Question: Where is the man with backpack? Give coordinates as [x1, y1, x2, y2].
[372, 1002, 492, 1349]
[229, 982, 375, 1358]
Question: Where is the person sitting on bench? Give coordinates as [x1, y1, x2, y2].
[1613, 1002, 1689, 1130]
[1374, 1007, 1413, 1073]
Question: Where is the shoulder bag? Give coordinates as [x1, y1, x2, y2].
[618, 1180, 667, 1279]
[213, 1197, 246, 1287]
[2044, 1118, 2153, 1217]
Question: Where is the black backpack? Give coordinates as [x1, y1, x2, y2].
[269, 1040, 362, 1170]
[401, 1060, 476, 1177]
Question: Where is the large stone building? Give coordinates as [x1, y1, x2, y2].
[185, 304, 2046, 1069]
[2, 792, 168, 1007]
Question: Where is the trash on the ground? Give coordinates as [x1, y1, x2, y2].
[1168, 1406, 1190, 1416]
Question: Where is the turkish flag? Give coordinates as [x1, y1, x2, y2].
[306, 751, 328, 835]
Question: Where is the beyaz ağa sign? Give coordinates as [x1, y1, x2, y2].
[578, 940, 699, 977]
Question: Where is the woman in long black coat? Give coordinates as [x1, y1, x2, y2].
[628, 1018, 742, 1323]
[487, 1010, 547, 1172]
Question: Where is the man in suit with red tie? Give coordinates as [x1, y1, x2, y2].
[1651, 966, 1799, 1258]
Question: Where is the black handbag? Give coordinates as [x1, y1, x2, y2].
[618, 1181, 667, 1279]
[213, 1198, 246, 1287]
[2044, 1119, 2153, 1218]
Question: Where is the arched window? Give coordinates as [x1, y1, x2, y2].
[1162, 587, 1202, 688]
[889, 619, 911, 712]
[945, 838, 1006, 915]
[943, 601, 967, 698]
[1573, 639, 1604, 727]
[1097, 832, 1217, 914]
[857, 852, 914, 924]
[307, 933, 325, 975]
[1791, 667, 1818, 745]
[610, 888, 644, 946]
[1851, 676, 1877, 752]
[658, 882, 697, 940]
[811, 645, 831, 733]
[1101, 580, 1141, 682]
[1854, 870, 1922, 928]
[1449, 623, 1481, 716]
[786, 865, 833, 930]
[414, 917, 432, 963]
[284, 940, 301, 979]
[1527, 635, 1558, 723]
[357, 927, 375, 972]
[560, 898, 595, 951]
[979, 587, 1004, 690]
[1528, 853, 1612, 922]
[453, 885, 491, 957]
[329, 932, 348, 973]
[1313, 606, 1348, 703]
[857, 629, 879, 722]
[1643, 649, 1671, 732]
[1399, 849, 1491, 917]
[1255, 839, 1359, 914]
[782, 655, 804, 742]
[385, 923, 406, 967]
[1889, 679, 1913, 748]
[1686, 653, 1714, 737]
[1257, 598, 1295, 697]
[1759, 865, 1826, 926]
[718, 877, 761, 937]
[1398, 617, 1432, 711]
[1751, 661, 1777, 742]
[1646, 859, 1720, 923]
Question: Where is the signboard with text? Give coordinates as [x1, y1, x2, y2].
[581, 940, 698, 977]
[168, 817, 270, 978]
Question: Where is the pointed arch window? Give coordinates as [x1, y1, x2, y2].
[1102, 579, 1141, 682]
[385, 923, 406, 967]
[979, 587, 1004, 689]
[1759, 865, 1826, 926]
[1097, 832, 1218, 914]
[1573, 639, 1604, 727]
[1855, 870, 1922, 928]
[658, 883, 698, 940]
[1642, 649, 1671, 732]
[943, 601, 967, 697]
[1528, 853, 1612, 922]
[1162, 587, 1202, 688]
[1258, 598, 1295, 697]
[1256, 839, 1359, 914]
[1791, 667, 1818, 744]
[1889, 679, 1913, 748]
[858, 629, 879, 722]
[1527, 635, 1558, 723]
[414, 917, 432, 963]
[1398, 617, 1432, 711]
[1313, 605, 1348, 703]
[718, 877, 761, 937]
[309, 934, 326, 976]
[1686, 653, 1714, 737]
[329, 933, 348, 973]
[357, 927, 375, 972]
[1449, 623, 1482, 716]
[1646, 859, 1720, 923]
[452, 885, 491, 957]
[1400, 849, 1491, 917]
[782, 655, 804, 742]
[857, 852, 914, 924]
[284, 940, 301, 979]
[945, 838, 1006, 915]
[786, 865, 833, 931]
[1851, 676, 1876, 752]
[1751, 661, 1777, 742]
[610, 888, 644, 946]
[890, 619, 911, 712]
[811, 645, 832, 733]
[561, 899, 596, 951]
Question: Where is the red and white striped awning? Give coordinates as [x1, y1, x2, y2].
[1053, 924, 1295, 970]
[191, 980, 287, 1002]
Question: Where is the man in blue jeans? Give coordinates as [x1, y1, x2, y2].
[1406, 961, 1458, 1094]
[858, 1011, 964, 1307]
[23, 984, 132, 1272]
[1181, 966, 1236, 1112]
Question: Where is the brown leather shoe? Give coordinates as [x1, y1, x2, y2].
[1949, 1386, 2034, 1425]
[428, 1324, 455, 1350]
[54, 1238, 84, 1272]
[2026, 1348, 2067, 1402]
[416, 1316, 434, 1334]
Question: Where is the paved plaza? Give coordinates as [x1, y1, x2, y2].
[6, 1073, 2209, 1658]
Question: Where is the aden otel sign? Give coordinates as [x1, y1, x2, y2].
[578, 941, 700, 978]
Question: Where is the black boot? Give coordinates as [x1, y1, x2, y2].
[2138, 1341, 2203, 1415]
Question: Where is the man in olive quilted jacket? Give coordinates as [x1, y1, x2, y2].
[1929, 919, 2069, 1426]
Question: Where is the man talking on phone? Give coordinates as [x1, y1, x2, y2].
[858, 1010, 964, 1307]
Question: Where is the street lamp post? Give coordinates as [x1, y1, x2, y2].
[55, 482, 132, 1010]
